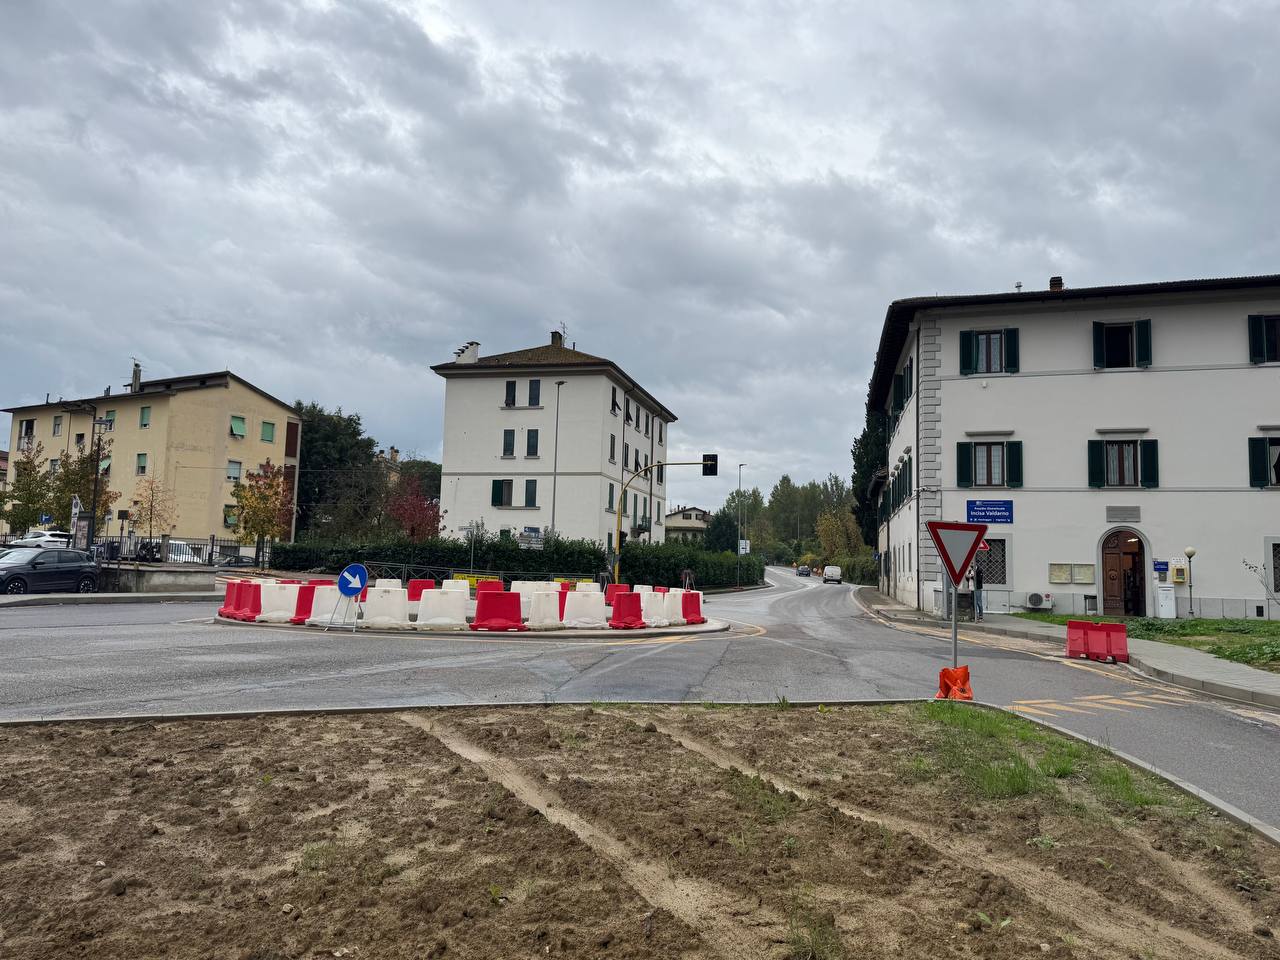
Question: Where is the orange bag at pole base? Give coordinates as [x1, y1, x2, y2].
[935, 665, 974, 701]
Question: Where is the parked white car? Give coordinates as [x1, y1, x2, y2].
[8, 530, 71, 548]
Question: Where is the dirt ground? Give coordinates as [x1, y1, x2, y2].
[1, 705, 1277, 960]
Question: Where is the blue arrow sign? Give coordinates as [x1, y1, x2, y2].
[337, 563, 368, 598]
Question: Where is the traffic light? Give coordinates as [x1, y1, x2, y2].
[702, 453, 718, 476]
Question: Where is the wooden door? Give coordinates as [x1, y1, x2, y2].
[1102, 531, 1145, 616]
[1102, 532, 1125, 615]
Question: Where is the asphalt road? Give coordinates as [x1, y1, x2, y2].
[2, 568, 1279, 828]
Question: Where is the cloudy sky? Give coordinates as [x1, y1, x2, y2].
[3, 0, 1279, 507]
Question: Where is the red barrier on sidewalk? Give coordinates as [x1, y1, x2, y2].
[935, 665, 974, 700]
[1065, 620, 1089, 658]
[470, 590, 527, 631]
[232, 582, 262, 621]
[218, 580, 243, 618]
[407, 579, 436, 602]
[1104, 623, 1130, 663]
[681, 591, 707, 625]
[608, 591, 646, 629]
[476, 579, 504, 594]
[604, 583, 630, 607]
[654, 586, 669, 593]
[289, 584, 318, 625]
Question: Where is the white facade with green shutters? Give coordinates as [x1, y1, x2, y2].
[868, 274, 1280, 620]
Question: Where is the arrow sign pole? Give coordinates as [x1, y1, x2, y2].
[926, 521, 989, 669]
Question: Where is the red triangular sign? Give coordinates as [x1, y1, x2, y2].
[926, 521, 989, 586]
[978, 539, 990, 551]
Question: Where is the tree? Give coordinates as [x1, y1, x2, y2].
[397, 458, 442, 500]
[2, 441, 52, 534]
[704, 506, 739, 553]
[386, 476, 441, 542]
[292, 401, 381, 538]
[49, 438, 120, 531]
[131, 477, 177, 544]
[816, 509, 865, 559]
[850, 408, 888, 548]
[231, 460, 293, 545]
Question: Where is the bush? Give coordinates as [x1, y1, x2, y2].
[619, 541, 764, 588]
[830, 553, 878, 586]
[271, 534, 605, 576]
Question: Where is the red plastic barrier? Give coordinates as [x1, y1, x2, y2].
[470, 590, 527, 631]
[608, 591, 646, 629]
[308, 578, 332, 585]
[232, 582, 262, 621]
[1065, 620, 1089, 658]
[407, 579, 436, 602]
[359, 587, 368, 602]
[935, 665, 974, 700]
[559, 581, 574, 592]
[279, 579, 302, 584]
[1105, 622, 1130, 663]
[654, 586, 669, 593]
[558, 590, 569, 619]
[476, 580, 504, 594]
[218, 580, 243, 618]
[604, 583, 630, 607]
[289, 584, 318, 624]
[681, 591, 707, 625]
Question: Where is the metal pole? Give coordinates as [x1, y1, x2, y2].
[88, 431, 103, 549]
[950, 577, 959, 669]
[551, 380, 565, 535]
[736, 463, 744, 589]
[1187, 557, 1194, 617]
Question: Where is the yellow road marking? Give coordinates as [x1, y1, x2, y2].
[1012, 699, 1061, 704]
[1041, 703, 1098, 715]
[1134, 694, 1193, 704]
[1098, 697, 1156, 709]
[1067, 699, 1130, 712]
[1010, 704, 1060, 717]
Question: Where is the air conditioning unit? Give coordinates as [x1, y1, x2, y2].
[1024, 592, 1054, 610]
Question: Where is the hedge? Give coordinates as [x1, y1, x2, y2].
[831, 553, 878, 586]
[271, 536, 605, 577]
[619, 541, 764, 589]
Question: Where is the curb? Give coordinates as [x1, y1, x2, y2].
[0, 697, 1273, 846]
[0, 592, 223, 608]
[209, 614, 732, 642]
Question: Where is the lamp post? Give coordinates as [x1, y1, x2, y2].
[1184, 546, 1197, 617]
[87, 417, 113, 552]
[737, 463, 746, 589]
[551, 380, 566, 536]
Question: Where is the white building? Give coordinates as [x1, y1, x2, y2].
[665, 505, 710, 543]
[868, 273, 1280, 620]
[432, 332, 676, 553]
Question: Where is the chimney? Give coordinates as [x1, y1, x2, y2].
[104, 385, 112, 396]
[1049, 275, 1064, 292]
[131, 361, 142, 393]
[453, 341, 480, 364]
[389, 445, 400, 464]
[551, 330, 564, 347]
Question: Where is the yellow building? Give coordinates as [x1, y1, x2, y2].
[4, 367, 301, 540]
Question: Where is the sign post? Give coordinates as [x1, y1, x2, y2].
[926, 521, 989, 669]
[330, 562, 368, 633]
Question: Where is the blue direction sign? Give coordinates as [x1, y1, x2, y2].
[966, 499, 1013, 524]
[337, 563, 368, 598]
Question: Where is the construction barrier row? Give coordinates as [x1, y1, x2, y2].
[1065, 620, 1130, 664]
[216, 579, 706, 632]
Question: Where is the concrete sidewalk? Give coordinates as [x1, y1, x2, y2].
[0, 592, 222, 608]
[859, 587, 1280, 710]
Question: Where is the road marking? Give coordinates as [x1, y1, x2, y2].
[1097, 697, 1156, 709]
[1010, 704, 1059, 717]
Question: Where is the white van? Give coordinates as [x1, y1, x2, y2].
[822, 565, 842, 584]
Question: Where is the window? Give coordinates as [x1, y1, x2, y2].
[644, 412, 651, 436]
[229, 415, 246, 438]
[104, 410, 116, 432]
[17, 419, 34, 450]
[611, 386, 620, 414]
[971, 539, 1007, 584]
[625, 399, 632, 424]
[139, 407, 151, 429]
[223, 505, 238, 529]
[960, 329, 1019, 375]
[528, 379, 541, 406]
[658, 421, 664, 444]
[644, 454, 649, 473]
[683, 512, 691, 520]
[49, 458, 60, 475]
[285, 421, 300, 457]
[1248, 437, 1280, 488]
[99, 456, 111, 477]
[974, 442, 1004, 487]
[261, 420, 274, 442]
[504, 381, 516, 407]
[1273, 543, 1280, 593]
[607, 532, 613, 552]
[624, 442, 630, 471]
[75, 432, 85, 447]
[491, 479, 514, 506]
[525, 479, 537, 507]
[227, 460, 242, 482]
[1248, 315, 1280, 364]
[607, 483, 615, 511]
[502, 429, 515, 457]
[1093, 319, 1152, 369]
[976, 332, 1003, 373]
[1087, 439, 1159, 488]
[1105, 441, 1137, 487]
[526, 429, 539, 457]
[657, 464, 664, 485]
[634, 449, 640, 472]
[52, 415, 63, 436]
[633, 493, 638, 519]
[609, 434, 617, 462]
[622, 491, 628, 515]
[136, 453, 147, 476]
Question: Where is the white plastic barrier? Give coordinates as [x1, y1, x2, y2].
[641, 591, 668, 627]
[528, 591, 562, 629]
[562, 591, 607, 628]
[442, 579, 470, 593]
[574, 581, 601, 593]
[520, 596, 532, 620]
[375, 578, 403, 588]
[416, 590, 468, 629]
[361, 587, 411, 629]
[307, 585, 357, 626]
[257, 582, 300, 623]
[662, 591, 686, 626]
[635, 584, 653, 594]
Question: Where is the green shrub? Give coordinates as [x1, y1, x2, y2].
[271, 535, 605, 577]
[828, 553, 878, 585]
[619, 541, 764, 588]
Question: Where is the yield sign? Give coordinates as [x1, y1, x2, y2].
[926, 521, 988, 586]
[977, 539, 990, 552]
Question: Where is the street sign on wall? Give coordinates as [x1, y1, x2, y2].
[966, 499, 1013, 524]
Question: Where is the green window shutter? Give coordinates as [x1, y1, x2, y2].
[491, 479, 503, 506]
[527, 429, 539, 457]
[1005, 441, 1023, 488]
[261, 421, 275, 442]
[1087, 440, 1105, 488]
[956, 442, 973, 488]
[1003, 328, 1020, 373]
[230, 415, 246, 437]
[906, 456, 913, 497]
[139, 406, 151, 427]
[892, 374, 904, 412]
[1135, 319, 1153, 368]
[959, 331, 976, 375]
[1249, 437, 1271, 488]
[1248, 315, 1267, 364]
[1139, 439, 1159, 488]
[525, 479, 537, 506]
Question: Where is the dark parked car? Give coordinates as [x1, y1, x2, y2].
[0, 547, 98, 595]
[797, 565, 811, 577]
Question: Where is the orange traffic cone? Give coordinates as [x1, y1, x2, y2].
[935, 665, 974, 701]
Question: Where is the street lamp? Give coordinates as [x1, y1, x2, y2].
[1184, 546, 1197, 617]
[551, 380, 566, 536]
[737, 463, 746, 589]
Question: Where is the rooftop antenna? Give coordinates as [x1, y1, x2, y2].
[559, 321, 568, 338]
[1015, 281, 1023, 292]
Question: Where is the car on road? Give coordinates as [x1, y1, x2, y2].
[822, 565, 842, 584]
[0, 547, 98, 595]
[796, 565, 811, 577]
[217, 554, 258, 568]
[8, 530, 72, 548]
[133, 539, 202, 563]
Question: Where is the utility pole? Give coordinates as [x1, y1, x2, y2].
[737, 462, 746, 589]
[88, 418, 111, 550]
[551, 380, 566, 535]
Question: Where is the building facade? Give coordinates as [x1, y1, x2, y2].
[665, 505, 710, 543]
[4, 367, 301, 539]
[432, 332, 676, 553]
[868, 274, 1280, 620]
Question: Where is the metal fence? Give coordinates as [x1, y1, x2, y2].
[357, 560, 608, 589]
[89, 532, 272, 567]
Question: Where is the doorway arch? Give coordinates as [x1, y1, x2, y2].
[1101, 528, 1146, 617]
